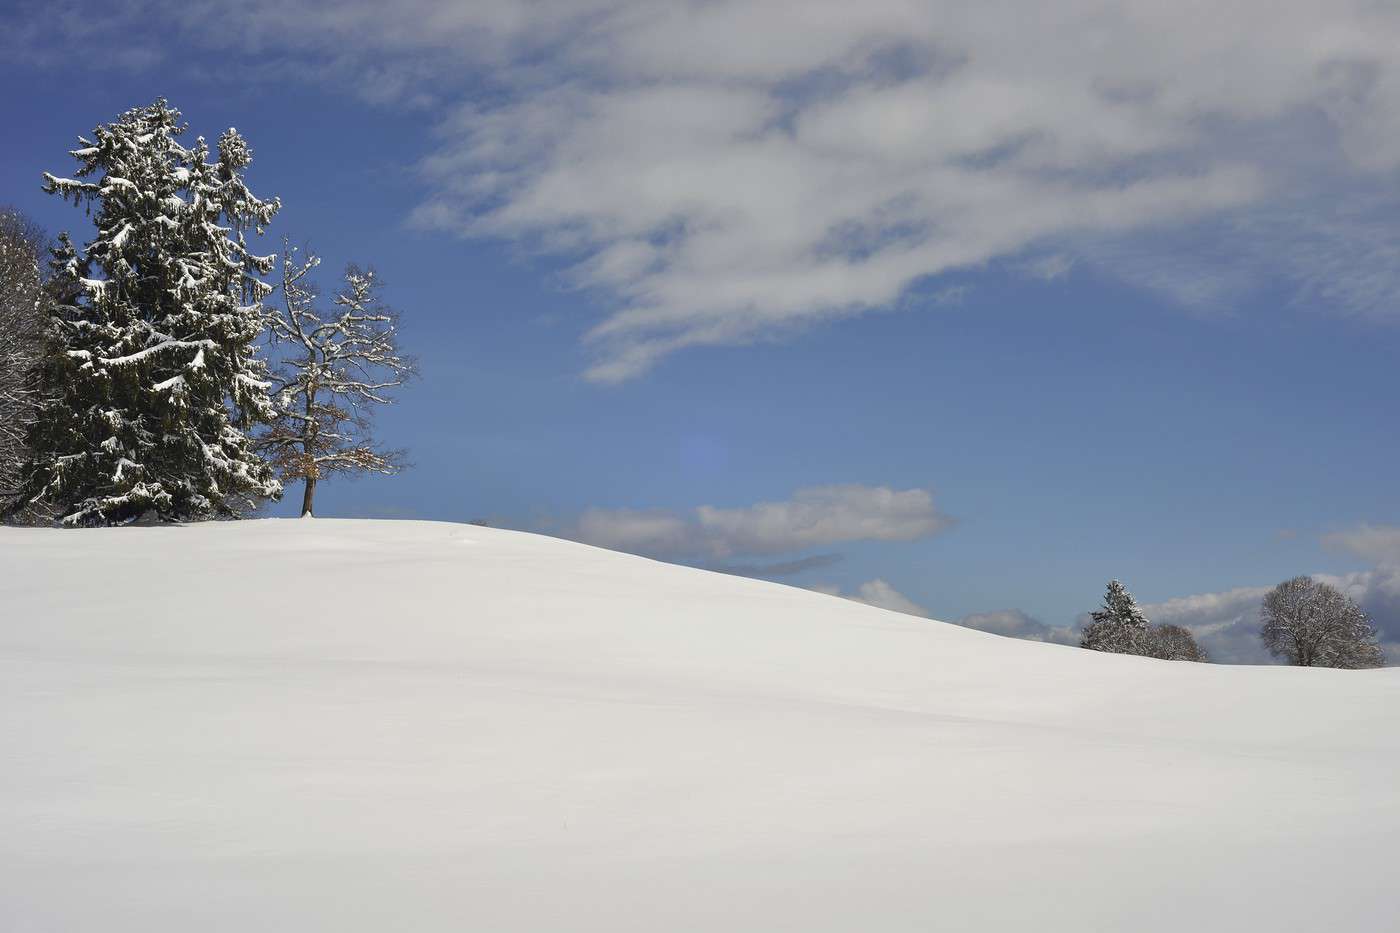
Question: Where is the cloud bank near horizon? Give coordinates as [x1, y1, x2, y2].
[564, 484, 952, 561]
[821, 524, 1400, 664]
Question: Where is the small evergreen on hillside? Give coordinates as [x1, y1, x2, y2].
[1080, 579, 1151, 655]
[20, 100, 282, 524]
[1080, 579, 1207, 662]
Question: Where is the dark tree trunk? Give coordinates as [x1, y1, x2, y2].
[300, 382, 317, 518]
[301, 476, 317, 517]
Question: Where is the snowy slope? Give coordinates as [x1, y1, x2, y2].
[2, 519, 1397, 932]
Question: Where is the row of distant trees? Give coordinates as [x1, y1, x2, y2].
[1081, 577, 1385, 668]
[0, 99, 414, 525]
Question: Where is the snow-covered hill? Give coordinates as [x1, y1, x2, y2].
[3, 519, 1397, 931]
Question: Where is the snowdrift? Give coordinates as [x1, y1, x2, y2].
[2, 519, 1397, 931]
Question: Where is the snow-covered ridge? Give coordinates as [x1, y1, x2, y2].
[2, 519, 1397, 931]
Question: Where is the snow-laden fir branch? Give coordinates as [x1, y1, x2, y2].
[19, 99, 282, 525]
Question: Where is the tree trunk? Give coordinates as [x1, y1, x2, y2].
[301, 476, 317, 517]
[300, 381, 317, 518]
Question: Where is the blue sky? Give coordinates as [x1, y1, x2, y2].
[4, 0, 1400, 660]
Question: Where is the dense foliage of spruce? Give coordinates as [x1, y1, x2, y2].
[1080, 579, 1151, 654]
[20, 100, 282, 524]
[1081, 579, 1207, 662]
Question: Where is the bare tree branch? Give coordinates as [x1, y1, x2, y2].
[0, 207, 52, 515]
[1261, 576, 1384, 668]
[256, 242, 417, 516]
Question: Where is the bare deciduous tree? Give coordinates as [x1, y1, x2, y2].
[0, 207, 49, 506]
[1146, 623, 1207, 662]
[257, 244, 416, 517]
[1260, 576, 1384, 668]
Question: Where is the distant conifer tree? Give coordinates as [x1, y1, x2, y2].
[1080, 579, 1152, 655]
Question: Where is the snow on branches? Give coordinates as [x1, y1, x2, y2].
[257, 243, 417, 517]
[1081, 579, 1207, 662]
[1081, 579, 1152, 655]
[23, 99, 282, 524]
[1261, 576, 1384, 669]
[0, 208, 50, 504]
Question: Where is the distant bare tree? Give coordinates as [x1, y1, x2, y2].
[1146, 624, 1207, 662]
[1260, 576, 1384, 668]
[0, 207, 49, 507]
[257, 244, 416, 517]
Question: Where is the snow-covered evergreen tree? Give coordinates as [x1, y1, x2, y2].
[0, 207, 49, 505]
[21, 100, 282, 524]
[1080, 579, 1151, 655]
[256, 244, 416, 517]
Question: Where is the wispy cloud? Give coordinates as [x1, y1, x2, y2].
[955, 609, 1078, 645]
[819, 581, 1081, 645]
[852, 578, 931, 617]
[811, 522, 1400, 661]
[1135, 572, 1400, 665]
[712, 553, 843, 579]
[1323, 524, 1400, 566]
[810, 578, 932, 617]
[1017, 254, 1076, 283]
[567, 484, 952, 559]
[21, 1, 1400, 379]
[1138, 586, 1276, 664]
[1315, 526, 1400, 663]
[1128, 526, 1400, 663]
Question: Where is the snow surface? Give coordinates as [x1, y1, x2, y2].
[2, 519, 1397, 931]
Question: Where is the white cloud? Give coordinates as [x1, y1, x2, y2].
[712, 554, 844, 579]
[1314, 568, 1400, 664]
[819, 583, 1082, 646]
[1134, 531, 1400, 664]
[569, 484, 951, 559]
[810, 577, 932, 618]
[573, 508, 692, 556]
[1323, 525, 1400, 567]
[955, 609, 1077, 645]
[813, 524, 1400, 662]
[854, 579, 930, 616]
[695, 485, 951, 556]
[1139, 586, 1275, 664]
[1018, 254, 1076, 283]
[1141, 586, 1273, 631]
[30, 0, 1400, 378]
